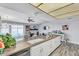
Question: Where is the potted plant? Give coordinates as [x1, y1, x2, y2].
[0, 33, 16, 54]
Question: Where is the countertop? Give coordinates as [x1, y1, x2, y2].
[1, 35, 60, 56]
[1, 40, 32, 56]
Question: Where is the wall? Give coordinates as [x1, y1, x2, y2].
[38, 21, 60, 34]
[39, 15, 79, 45]
[57, 16, 79, 45]
[68, 22, 79, 44]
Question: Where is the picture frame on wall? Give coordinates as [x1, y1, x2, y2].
[62, 25, 69, 30]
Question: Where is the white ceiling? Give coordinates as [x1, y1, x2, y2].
[32, 3, 79, 19]
[0, 3, 79, 24]
[0, 3, 48, 23]
[0, 3, 57, 24]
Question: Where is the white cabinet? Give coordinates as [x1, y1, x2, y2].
[42, 40, 52, 56]
[30, 43, 43, 56]
[54, 36, 61, 48]
[30, 41, 50, 56]
[30, 36, 61, 56]
[51, 36, 61, 52]
[49, 39, 55, 53]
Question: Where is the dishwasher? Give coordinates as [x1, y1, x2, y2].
[10, 48, 30, 56]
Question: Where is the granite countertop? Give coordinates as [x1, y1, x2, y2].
[1, 40, 32, 56]
[1, 35, 60, 56]
[28, 35, 60, 47]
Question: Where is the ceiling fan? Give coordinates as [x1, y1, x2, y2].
[27, 17, 35, 23]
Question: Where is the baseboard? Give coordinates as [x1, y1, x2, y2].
[68, 41, 79, 45]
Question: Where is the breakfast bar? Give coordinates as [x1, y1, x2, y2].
[1, 35, 61, 56]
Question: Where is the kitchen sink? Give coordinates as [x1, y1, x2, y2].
[27, 39, 44, 44]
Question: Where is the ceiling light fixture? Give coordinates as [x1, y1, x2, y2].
[27, 17, 35, 23]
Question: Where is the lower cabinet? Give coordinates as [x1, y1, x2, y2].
[30, 41, 49, 56]
[51, 36, 61, 51]
[30, 36, 61, 56]
[42, 40, 52, 56]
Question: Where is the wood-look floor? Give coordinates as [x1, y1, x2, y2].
[50, 42, 79, 56]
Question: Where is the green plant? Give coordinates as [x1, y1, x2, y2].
[0, 48, 4, 55]
[0, 40, 5, 55]
[0, 33, 16, 49]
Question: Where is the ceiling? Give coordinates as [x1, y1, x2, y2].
[32, 3, 79, 19]
[0, 3, 59, 24]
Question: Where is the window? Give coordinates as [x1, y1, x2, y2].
[11, 24, 24, 39]
[0, 23, 24, 41]
[1, 23, 9, 35]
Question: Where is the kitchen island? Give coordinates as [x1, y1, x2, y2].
[1, 35, 62, 56]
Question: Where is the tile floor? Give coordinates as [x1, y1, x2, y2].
[50, 42, 79, 56]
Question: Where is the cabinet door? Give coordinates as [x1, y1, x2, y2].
[30, 40, 51, 56]
[30, 44, 42, 56]
[41, 40, 51, 56]
[49, 39, 55, 52]
[51, 36, 61, 53]
[54, 36, 61, 48]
